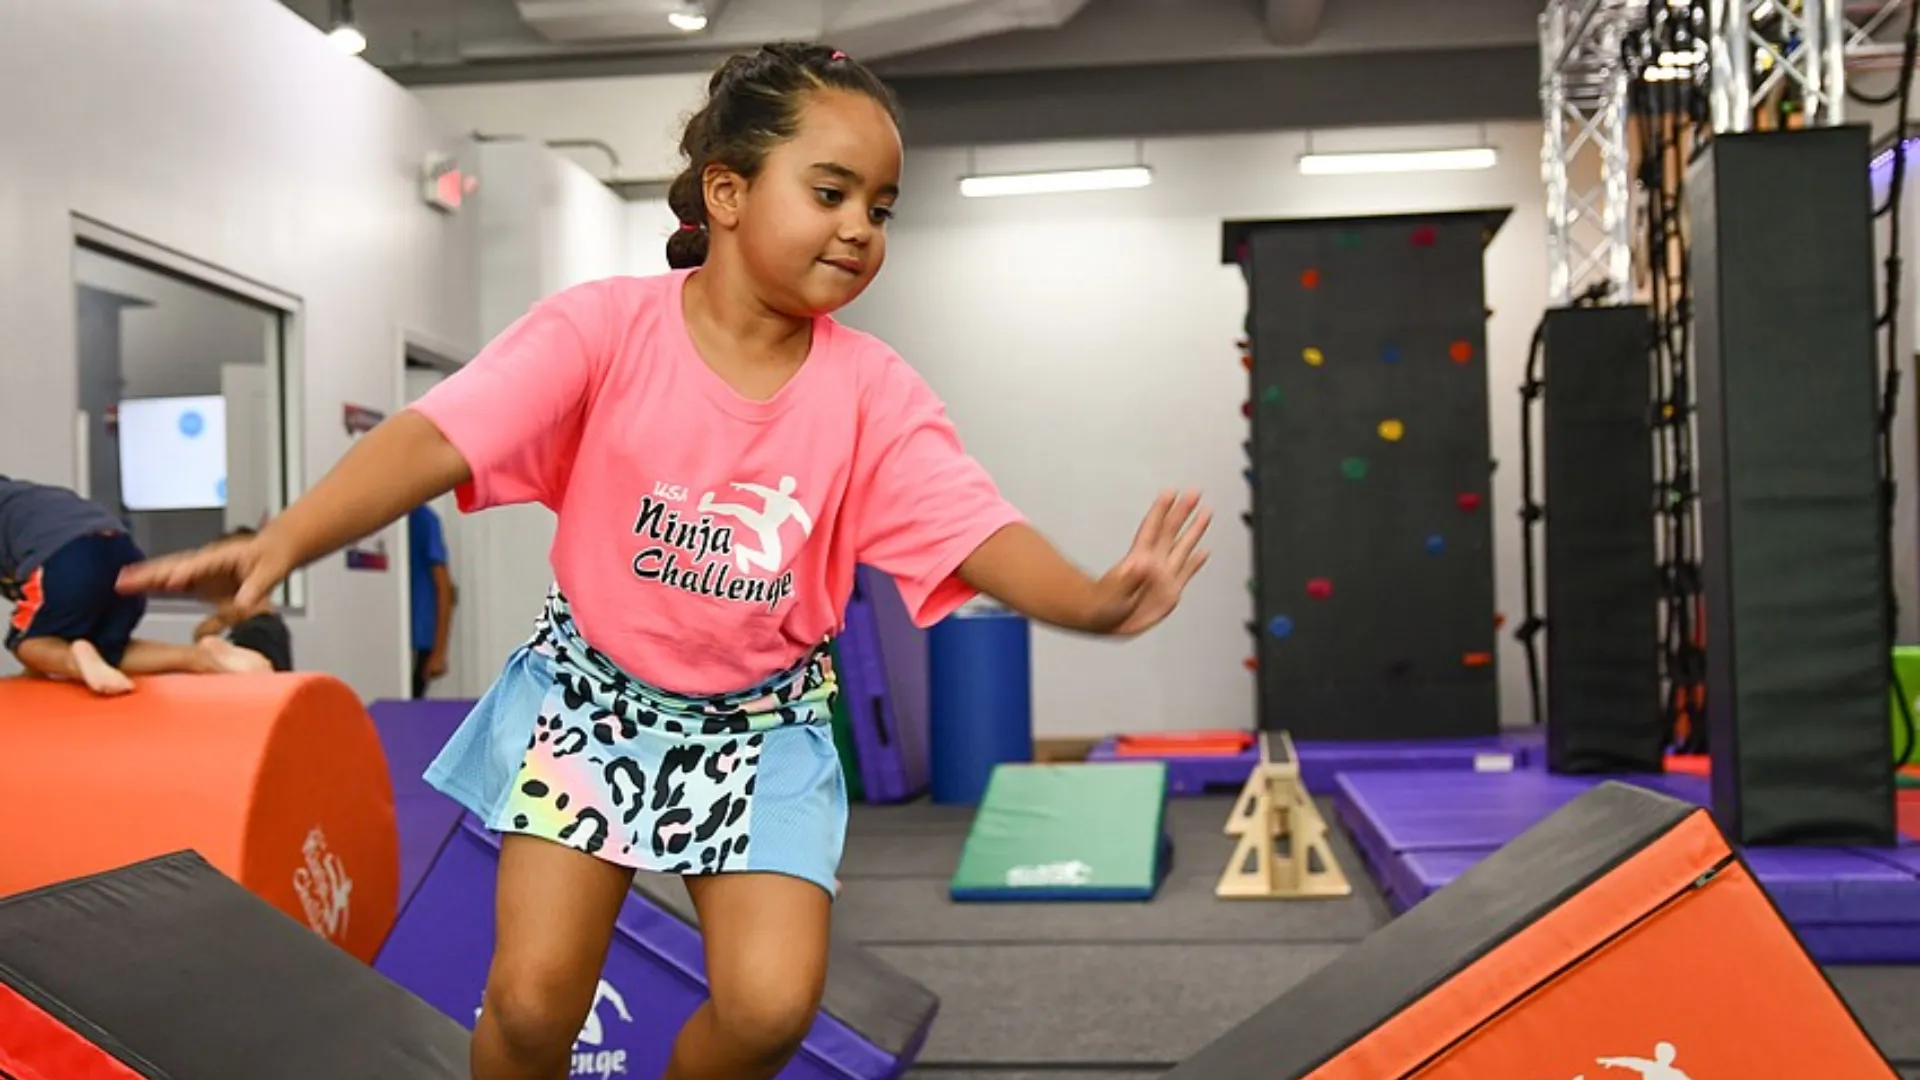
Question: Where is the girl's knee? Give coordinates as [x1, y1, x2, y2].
[482, 967, 591, 1060]
[710, 983, 820, 1065]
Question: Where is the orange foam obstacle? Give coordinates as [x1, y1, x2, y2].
[0, 673, 399, 963]
[1166, 781, 1901, 1079]
[0, 851, 465, 1078]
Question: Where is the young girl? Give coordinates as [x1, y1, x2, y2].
[118, 41, 1210, 1080]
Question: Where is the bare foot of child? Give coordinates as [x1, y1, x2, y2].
[70, 640, 135, 696]
[198, 636, 273, 674]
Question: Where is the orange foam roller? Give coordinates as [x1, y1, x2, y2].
[0, 672, 399, 964]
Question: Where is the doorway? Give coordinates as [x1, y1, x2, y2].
[400, 340, 470, 699]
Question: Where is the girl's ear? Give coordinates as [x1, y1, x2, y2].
[703, 162, 746, 230]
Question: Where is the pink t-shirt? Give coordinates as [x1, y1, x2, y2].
[407, 269, 1024, 696]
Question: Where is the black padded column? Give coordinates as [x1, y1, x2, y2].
[1689, 126, 1896, 846]
[1542, 305, 1663, 773]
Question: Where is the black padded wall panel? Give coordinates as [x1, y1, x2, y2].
[1689, 126, 1895, 846]
[1542, 305, 1663, 773]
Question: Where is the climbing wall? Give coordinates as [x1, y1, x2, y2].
[1226, 210, 1508, 739]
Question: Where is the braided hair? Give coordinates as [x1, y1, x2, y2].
[665, 42, 901, 269]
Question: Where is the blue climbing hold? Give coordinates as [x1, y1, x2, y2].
[178, 410, 205, 438]
[1268, 615, 1294, 639]
[1425, 533, 1446, 555]
[1381, 345, 1403, 364]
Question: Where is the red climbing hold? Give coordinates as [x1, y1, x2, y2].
[1457, 492, 1483, 512]
[1462, 651, 1493, 667]
[1450, 339, 1475, 363]
[1242, 400, 1253, 419]
[1300, 268, 1321, 289]
[1493, 612, 1507, 630]
[1411, 225, 1438, 247]
[1243, 656, 1258, 672]
[1241, 351, 1253, 371]
[1306, 578, 1333, 599]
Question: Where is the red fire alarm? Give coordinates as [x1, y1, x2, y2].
[422, 154, 478, 213]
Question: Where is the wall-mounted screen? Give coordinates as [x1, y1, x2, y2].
[117, 394, 228, 511]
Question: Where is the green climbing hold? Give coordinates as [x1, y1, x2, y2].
[1259, 385, 1282, 405]
[1342, 458, 1368, 480]
[1336, 230, 1362, 250]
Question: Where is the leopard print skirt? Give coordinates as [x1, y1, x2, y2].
[422, 586, 846, 896]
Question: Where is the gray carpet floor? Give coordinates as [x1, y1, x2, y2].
[820, 794, 1920, 1080]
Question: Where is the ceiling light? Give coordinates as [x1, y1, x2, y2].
[328, 24, 367, 54]
[958, 166, 1153, 198]
[668, 10, 708, 31]
[1297, 148, 1498, 176]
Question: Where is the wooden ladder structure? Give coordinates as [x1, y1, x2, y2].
[1215, 730, 1351, 900]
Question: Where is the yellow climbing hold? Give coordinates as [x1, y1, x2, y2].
[1378, 419, 1405, 442]
[1302, 347, 1324, 366]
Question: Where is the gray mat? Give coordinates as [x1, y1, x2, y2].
[833, 872, 1390, 945]
[1829, 967, 1920, 1064]
[869, 942, 1348, 1065]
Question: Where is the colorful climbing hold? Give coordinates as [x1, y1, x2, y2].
[1457, 492, 1483, 512]
[1410, 224, 1438, 247]
[1268, 615, 1294, 639]
[1241, 351, 1253, 371]
[1336, 230, 1362, 250]
[1450, 340, 1474, 363]
[1306, 578, 1332, 599]
[1462, 651, 1493, 668]
[1381, 345, 1402, 364]
[1243, 656, 1258, 672]
[1493, 612, 1507, 630]
[1260, 385, 1283, 405]
[1302, 346, 1324, 366]
[1300, 268, 1321, 289]
[1377, 419, 1405, 442]
[1242, 400, 1252, 419]
[1341, 458, 1369, 480]
[1424, 533, 1446, 555]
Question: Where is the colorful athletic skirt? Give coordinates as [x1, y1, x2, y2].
[423, 586, 846, 896]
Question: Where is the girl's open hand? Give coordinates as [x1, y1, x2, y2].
[117, 532, 291, 614]
[1096, 489, 1212, 636]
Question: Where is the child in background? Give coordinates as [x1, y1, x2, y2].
[117, 42, 1211, 1080]
[1, 476, 266, 694]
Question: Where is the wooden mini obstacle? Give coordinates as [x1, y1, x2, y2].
[1216, 730, 1351, 899]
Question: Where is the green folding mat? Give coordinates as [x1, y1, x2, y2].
[949, 762, 1172, 902]
[1893, 646, 1920, 766]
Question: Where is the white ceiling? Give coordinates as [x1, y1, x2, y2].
[281, 0, 1549, 84]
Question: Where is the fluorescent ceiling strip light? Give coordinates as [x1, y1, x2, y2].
[958, 166, 1153, 198]
[1297, 148, 1498, 176]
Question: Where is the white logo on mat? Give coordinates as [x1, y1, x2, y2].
[572, 979, 633, 1078]
[1563, 1040, 1693, 1080]
[1005, 860, 1092, 887]
[292, 826, 352, 942]
[699, 476, 814, 573]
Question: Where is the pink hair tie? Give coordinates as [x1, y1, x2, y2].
[679, 222, 700, 232]
[831, 50, 848, 61]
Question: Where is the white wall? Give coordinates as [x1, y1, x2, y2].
[449, 139, 633, 687]
[0, 0, 481, 696]
[818, 124, 1553, 737]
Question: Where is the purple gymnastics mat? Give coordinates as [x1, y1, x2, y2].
[1333, 768, 1920, 963]
[1084, 728, 1544, 796]
[374, 815, 937, 1080]
[365, 698, 473, 909]
[838, 566, 932, 803]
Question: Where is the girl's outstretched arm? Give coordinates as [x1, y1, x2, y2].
[118, 410, 471, 609]
[957, 489, 1212, 638]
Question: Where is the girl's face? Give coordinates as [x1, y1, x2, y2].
[721, 89, 902, 317]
